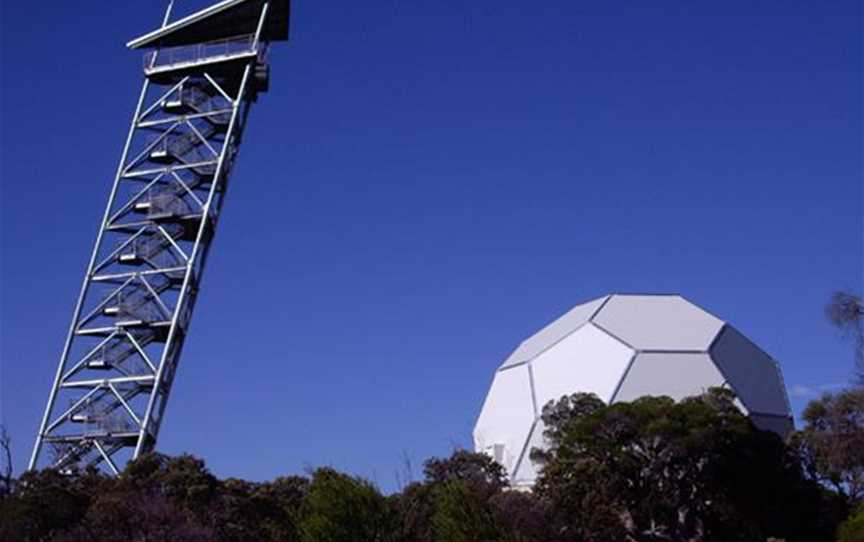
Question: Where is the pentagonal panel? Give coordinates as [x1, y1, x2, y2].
[709, 326, 790, 416]
[593, 295, 724, 351]
[473, 365, 536, 475]
[750, 413, 794, 437]
[511, 419, 547, 487]
[614, 352, 726, 403]
[500, 296, 609, 370]
[531, 323, 634, 408]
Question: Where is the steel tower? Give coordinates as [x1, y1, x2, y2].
[30, 0, 290, 474]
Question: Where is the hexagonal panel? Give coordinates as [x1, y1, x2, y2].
[593, 294, 724, 351]
[709, 326, 790, 416]
[613, 352, 726, 403]
[473, 365, 536, 475]
[531, 323, 634, 408]
[500, 296, 609, 370]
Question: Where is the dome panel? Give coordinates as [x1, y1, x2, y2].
[709, 326, 790, 416]
[614, 352, 726, 403]
[511, 420, 547, 487]
[750, 413, 794, 437]
[473, 365, 536, 475]
[593, 295, 724, 351]
[500, 296, 609, 370]
[475, 293, 794, 488]
[531, 323, 634, 408]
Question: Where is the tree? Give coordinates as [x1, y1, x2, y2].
[533, 390, 830, 541]
[839, 504, 864, 542]
[397, 450, 506, 542]
[422, 449, 507, 498]
[46, 454, 222, 541]
[0, 404, 851, 542]
[0, 424, 12, 497]
[395, 449, 552, 542]
[118, 452, 221, 520]
[826, 290, 864, 380]
[530, 392, 605, 468]
[431, 480, 502, 542]
[488, 486, 556, 542]
[54, 490, 216, 542]
[794, 387, 864, 503]
[393, 480, 437, 542]
[0, 467, 100, 541]
[297, 467, 395, 542]
[258, 476, 310, 540]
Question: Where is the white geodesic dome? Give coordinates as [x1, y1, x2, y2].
[473, 294, 793, 488]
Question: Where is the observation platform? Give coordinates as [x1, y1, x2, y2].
[141, 35, 259, 78]
[128, 0, 289, 80]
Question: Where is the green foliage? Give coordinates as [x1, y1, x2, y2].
[297, 467, 395, 542]
[120, 453, 220, 516]
[794, 387, 864, 502]
[56, 454, 220, 541]
[423, 449, 507, 497]
[431, 480, 502, 542]
[395, 450, 550, 542]
[55, 491, 216, 542]
[839, 504, 864, 542]
[488, 488, 555, 542]
[530, 391, 606, 469]
[217, 475, 309, 541]
[392, 481, 437, 542]
[534, 389, 830, 541]
[1, 391, 858, 541]
[0, 468, 101, 542]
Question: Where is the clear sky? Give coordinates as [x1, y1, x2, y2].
[1, 0, 861, 490]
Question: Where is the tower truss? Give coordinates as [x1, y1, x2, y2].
[30, 0, 290, 473]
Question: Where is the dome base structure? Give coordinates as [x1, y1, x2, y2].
[473, 294, 793, 488]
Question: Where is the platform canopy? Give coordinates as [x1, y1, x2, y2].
[127, 0, 290, 49]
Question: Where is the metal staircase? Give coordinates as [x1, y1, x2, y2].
[30, 0, 289, 474]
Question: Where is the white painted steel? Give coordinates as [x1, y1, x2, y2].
[500, 295, 609, 370]
[709, 326, 790, 417]
[474, 293, 794, 488]
[31, 0, 285, 475]
[511, 420, 546, 487]
[613, 352, 726, 403]
[532, 323, 634, 406]
[593, 294, 724, 351]
[473, 365, 536, 476]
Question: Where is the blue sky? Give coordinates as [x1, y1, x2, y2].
[1, 0, 861, 489]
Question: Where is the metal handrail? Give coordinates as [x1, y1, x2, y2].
[144, 34, 257, 71]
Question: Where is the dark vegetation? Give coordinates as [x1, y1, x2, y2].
[2, 387, 863, 541]
[1, 291, 862, 541]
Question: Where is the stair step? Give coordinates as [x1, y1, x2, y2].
[162, 98, 193, 114]
[149, 149, 173, 164]
[86, 359, 111, 370]
[118, 252, 141, 264]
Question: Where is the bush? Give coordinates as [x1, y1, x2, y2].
[840, 505, 864, 542]
[297, 467, 394, 542]
[0, 390, 855, 542]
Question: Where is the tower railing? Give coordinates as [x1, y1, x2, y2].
[144, 34, 258, 72]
